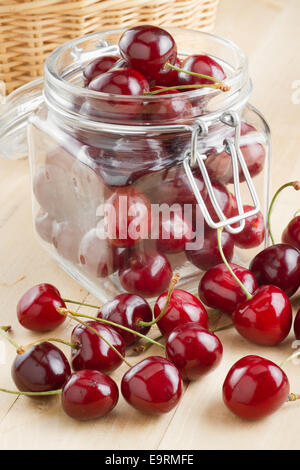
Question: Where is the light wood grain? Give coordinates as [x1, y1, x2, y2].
[0, 0, 300, 450]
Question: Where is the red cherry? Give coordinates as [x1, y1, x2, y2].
[119, 250, 172, 298]
[199, 263, 258, 316]
[12, 342, 71, 392]
[98, 293, 152, 346]
[166, 323, 223, 381]
[232, 205, 265, 249]
[186, 228, 234, 271]
[294, 308, 300, 339]
[83, 56, 119, 86]
[249, 244, 300, 297]
[62, 370, 119, 421]
[71, 321, 125, 373]
[52, 221, 82, 264]
[153, 57, 182, 87]
[178, 55, 226, 86]
[121, 356, 182, 414]
[154, 288, 208, 337]
[223, 355, 290, 420]
[119, 25, 177, 82]
[233, 285, 292, 346]
[142, 87, 193, 124]
[282, 215, 300, 251]
[17, 283, 66, 332]
[88, 67, 149, 96]
[105, 186, 151, 248]
[157, 209, 194, 254]
[203, 181, 233, 224]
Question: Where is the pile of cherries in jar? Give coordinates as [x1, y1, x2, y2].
[33, 25, 267, 295]
[2, 177, 300, 422]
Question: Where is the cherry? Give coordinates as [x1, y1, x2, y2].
[154, 288, 208, 337]
[142, 87, 193, 124]
[71, 321, 125, 374]
[12, 342, 71, 392]
[17, 283, 66, 332]
[166, 323, 223, 381]
[233, 285, 292, 346]
[223, 355, 290, 420]
[52, 221, 82, 264]
[186, 228, 234, 271]
[156, 208, 194, 254]
[199, 263, 258, 316]
[232, 205, 265, 248]
[98, 293, 153, 346]
[83, 56, 119, 86]
[35, 210, 54, 244]
[294, 308, 300, 340]
[61, 370, 119, 421]
[153, 57, 182, 87]
[119, 25, 177, 82]
[119, 250, 172, 298]
[282, 215, 300, 251]
[105, 186, 151, 248]
[202, 181, 233, 224]
[121, 356, 182, 414]
[249, 244, 300, 297]
[88, 67, 149, 96]
[178, 55, 226, 86]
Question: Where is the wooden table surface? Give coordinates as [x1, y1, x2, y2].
[0, 0, 300, 450]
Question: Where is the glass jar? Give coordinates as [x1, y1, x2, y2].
[0, 28, 270, 303]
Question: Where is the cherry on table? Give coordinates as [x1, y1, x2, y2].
[249, 243, 300, 297]
[223, 355, 290, 420]
[198, 263, 258, 316]
[166, 323, 223, 381]
[293, 308, 300, 340]
[12, 342, 71, 392]
[119, 25, 177, 82]
[62, 369, 119, 421]
[121, 356, 182, 414]
[282, 215, 300, 251]
[98, 293, 153, 346]
[71, 321, 125, 373]
[154, 288, 208, 337]
[83, 56, 119, 86]
[119, 250, 172, 298]
[17, 283, 66, 332]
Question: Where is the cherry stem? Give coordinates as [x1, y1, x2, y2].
[293, 209, 300, 218]
[217, 228, 253, 301]
[138, 273, 180, 328]
[57, 309, 133, 367]
[268, 181, 300, 245]
[1, 326, 11, 332]
[287, 393, 300, 402]
[210, 323, 233, 333]
[0, 326, 22, 352]
[132, 335, 164, 355]
[0, 387, 62, 397]
[145, 83, 225, 95]
[62, 299, 100, 309]
[57, 308, 165, 350]
[208, 309, 222, 319]
[165, 63, 230, 92]
[23, 338, 79, 352]
[280, 350, 300, 368]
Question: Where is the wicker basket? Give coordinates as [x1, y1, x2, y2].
[0, 0, 219, 94]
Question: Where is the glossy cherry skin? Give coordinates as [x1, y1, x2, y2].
[142, 88, 193, 124]
[249, 244, 300, 297]
[83, 56, 119, 86]
[105, 186, 151, 248]
[71, 321, 125, 374]
[153, 57, 182, 87]
[233, 285, 292, 346]
[119, 250, 172, 298]
[199, 263, 258, 316]
[186, 228, 234, 271]
[119, 25, 177, 82]
[98, 293, 152, 346]
[17, 283, 66, 332]
[223, 355, 290, 420]
[282, 216, 300, 251]
[156, 209, 194, 254]
[154, 288, 208, 337]
[12, 342, 71, 392]
[166, 323, 223, 381]
[62, 370, 119, 421]
[178, 54, 226, 86]
[294, 308, 300, 339]
[232, 205, 265, 248]
[88, 67, 149, 96]
[121, 356, 182, 414]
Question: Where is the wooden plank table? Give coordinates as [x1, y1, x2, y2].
[0, 0, 300, 450]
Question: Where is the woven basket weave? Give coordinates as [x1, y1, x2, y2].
[0, 0, 219, 94]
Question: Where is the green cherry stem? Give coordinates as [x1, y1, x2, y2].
[210, 323, 233, 333]
[138, 272, 180, 328]
[132, 335, 164, 355]
[62, 299, 100, 309]
[23, 338, 79, 352]
[145, 83, 225, 95]
[280, 350, 300, 368]
[57, 309, 133, 367]
[0, 388, 62, 397]
[217, 228, 253, 301]
[0, 326, 23, 352]
[165, 63, 230, 91]
[267, 181, 300, 245]
[57, 308, 165, 350]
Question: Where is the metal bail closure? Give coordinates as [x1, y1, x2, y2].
[183, 112, 261, 234]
